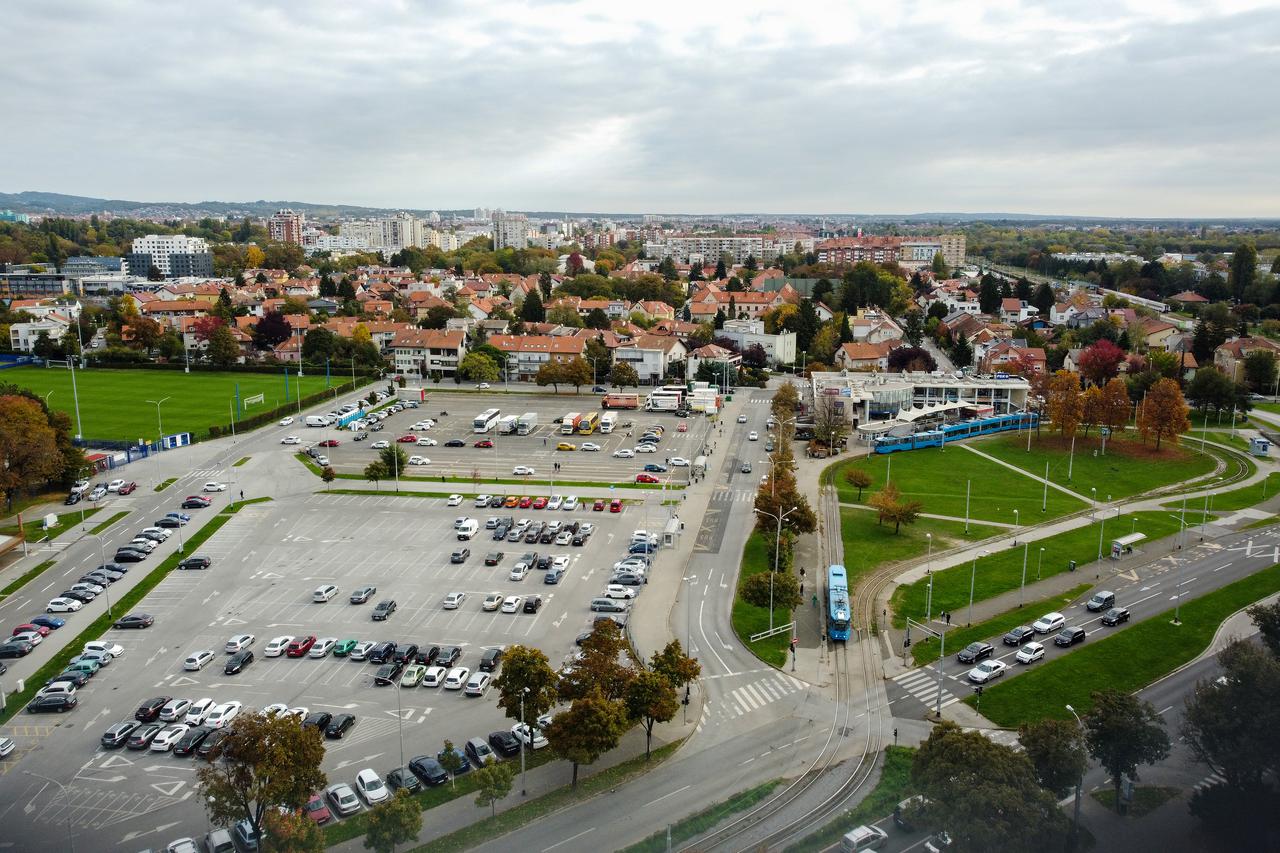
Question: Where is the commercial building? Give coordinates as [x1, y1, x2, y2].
[807, 370, 1030, 430]
[613, 334, 687, 383]
[717, 318, 796, 367]
[267, 209, 305, 244]
[125, 234, 214, 278]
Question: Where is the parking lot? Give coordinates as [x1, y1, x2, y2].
[1, 487, 661, 842]
[300, 393, 718, 485]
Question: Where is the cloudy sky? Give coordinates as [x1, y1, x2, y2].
[3, 0, 1278, 217]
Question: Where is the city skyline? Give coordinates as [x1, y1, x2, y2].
[3, 0, 1278, 218]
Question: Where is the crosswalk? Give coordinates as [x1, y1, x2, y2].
[1192, 772, 1224, 794]
[891, 668, 960, 708]
[711, 672, 807, 722]
[710, 489, 757, 504]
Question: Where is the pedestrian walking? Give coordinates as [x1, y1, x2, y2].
[945, 611, 951, 625]
[239, 490, 244, 501]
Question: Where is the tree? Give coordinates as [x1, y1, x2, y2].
[459, 352, 499, 382]
[950, 333, 972, 368]
[419, 304, 458, 329]
[1079, 385, 1104, 437]
[320, 466, 335, 491]
[561, 357, 593, 392]
[1247, 599, 1280, 657]
[1077, 339, 1126, 386]
[978, 275, 1001, 314]
[1018, 718, 1088, 798]
[252, 310, 293, 349]
[931, 251, 949, 277]
[1101, 377, 1132, 432]
[363, 788, 422, 853]
[867, 482, 923, 534]
[544, 690, 629, 787]
[535, 360, 567, 392]
[740, 568, 802, 612]
[493, 644, 559, 724]
[1229, 242, 1258, 302]
[741, 343, 768, 370]
[558, 619, 635, 703]
[520, 289, 545, 322]
[1044, 370, 1083, 437]
[1136, 378, 1190, 450]
[714, 258, 727, 280]
[547, 305, 585, 328]
[195, 712, 327, 847]
[0, 395, 65, 504]
[1083, 689, 1171, 811]
[811, 394, 849, 451]
[129, 316, 163, 352]
[364, 460, 389, 489]
[887, 346, 936, 373]
[437, 739, 464, 789]
[207, 323, 241, 367]
[216, 287, 236, 322]
[191, 315, 225, 343]
[609, 361, 639, 389]
[157, 329, 184, 361]
[902, 309, 924, 346]
[1243, 349, 1278, 393]
[1186, 366, 1236, 414]
[378, 445, 408, 478]
[649, 640, 701, 691]
[472, 758, 515, 817]
[302, 327, 337, 363]
[1032, 282, 1055, 315]
[584, 307, 610, 329]
[844, 467, 872, 500]
[625, 670, 679, 758]
[771, 382, 799, 418]
[31, 330, 59, 359]
[262, 808, 327, 853]
[754, 473, 816, 537]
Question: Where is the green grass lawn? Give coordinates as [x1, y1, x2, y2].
[1091, 786, 1181, 818]
[908, 583, 1093, 667]
[2, 366, 339, 441]
[968, 563, 1280, 727]
[840, 509, 1001, 589]
[785, 747, 916, 853]
[0, 507, 100, 541]
[827, 447, 1085, 524]
[977, 433, 1217, 503]
[732, 530, 792, 667]
[890, 510, 1207, 628]
[1189, 409, 1254, 430]
[1163, 472, 1280, 514]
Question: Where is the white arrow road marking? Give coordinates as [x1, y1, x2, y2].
[150, 780, 186, 796]
[144, 646, 169, 667]
[120, 821, 182, 843]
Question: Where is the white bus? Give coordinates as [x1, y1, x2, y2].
[473, 408, 502, 433]
[599, 412, 617, 434]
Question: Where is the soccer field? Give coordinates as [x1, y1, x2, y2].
[0, 366, 346, 442]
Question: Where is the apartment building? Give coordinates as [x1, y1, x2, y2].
[391, 329, 467, 378]
[816, 234, 965, 270]
[492, 212, 530, 250]
[125, 234, 214, 278]
[268, 209, 305, 244]
[489, 334, 585, 380]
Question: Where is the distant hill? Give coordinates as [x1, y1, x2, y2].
[0, 190, 457, 220]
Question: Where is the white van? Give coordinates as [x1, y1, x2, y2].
[305, 415, 328, 427]
[456, 520, 479, 541]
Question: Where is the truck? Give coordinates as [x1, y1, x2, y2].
[693, 455, 707, 477]
[601, 393, 641, 409]
[644, 394, 681, 412]
[560, 413, 582, 434]
[517, 412, 538, 435]
[497, 415, 519, 435]
[599, 412, 618, 434]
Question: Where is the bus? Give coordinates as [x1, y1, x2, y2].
[577, 411, 601, 435]
[473, 408, 501, 433]
[827, 565, 851, 641]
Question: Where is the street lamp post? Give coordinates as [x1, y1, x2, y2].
[394, 683, 405, 770]
[1019, 540, 1029, 607]
[968, 550, 987, 626]
[86, 533, 112, 617]
[1037, 546, 1045, 581]
[519, 688, 529, 796]
[144, 396, 171, 446]
[23, 771, 75, 853]
[753, 506, 797, 632]
[924, 533, 933, 621]
[1065, 705, 1085, 849]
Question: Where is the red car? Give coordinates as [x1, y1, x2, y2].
[117, 482, 137, 495]
[318, 439, 340, 447]
[593, 499, 606, 511]
[474, 439, 494, 448]
[303, 792, 332, 825]
[635, 474, 659, 484]
[677, 422, 688, 432]
[610, 498, 623, 513]
[13, 623, 50, 637]
[518, 496, 532, 508]
[397, 435, 418, 443]
[286, 636, 317, 657]
[532, 497, 548, 510]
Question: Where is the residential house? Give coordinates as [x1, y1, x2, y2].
[489, 334, 586, 381]
[1214, 337, 1280, 383]
[717, 318, 797, 367]
[849, 310, 903, 345]
[613, 334, 687, 383]
[9, 315, 72, 352]
[140, 299, 215, 329]
[686, 344, 741, 379]
[980, 342, 1046, 374]
[1128, 316, 1179, 351]
[1000, 298, 1037, 324]
[391, 329, 467, 379]
[1050, 302, 1079, 326]
[834, 341, 896, 372]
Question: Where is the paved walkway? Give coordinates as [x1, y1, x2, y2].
[959, 443, 1094, 503]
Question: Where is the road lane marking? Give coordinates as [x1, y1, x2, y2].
[543, 828, 595, 851]
[643, 784, 691, 808]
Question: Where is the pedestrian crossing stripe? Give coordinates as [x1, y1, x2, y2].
[717, 672, 806, 717]
[892, 668, 959, 706]
[1192, 773, 1224, 792]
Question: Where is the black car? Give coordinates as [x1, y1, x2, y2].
[492, 525, 509, 541]
[94, 563, 126, 576]
[437, 645, 462, 667]
[408, 755, 449, 786]
[592, 385, 607, 393]
[114, 549, 149, 563]
[575, 631, 593, 646]
[488, 495, 505, 508]
[225, 650, 254, 674]
[387, 766, 422, 794]
[523, 596, 543, 614]
[536, 554, 552, 570]
[444, 439, 466, 447]
[1055, 627, 1087, 647]
[369, 642, 397, 664]
[415, 645, 440, 666]
[545, 568, 565, 584]
[156, 517, 183, 528]
[302, 711, 333, 732]
[372, 599, 397, 621]
[172, 725, 215, 756]
[1002, 626, 1035, 646]
[1101, 607, 1131, 626]
[350, 585, 377, 604]
[135, 696, 171, 722]
[325, 713, 356, 739]
[198, 729, 230, 759]
[479, 647, 504, 673]
[64, 491, 82, 505]
[127, 723, 163, 747]
[114, 613, 154, 629]
[60, 589, 94, 603]
[46, 671, 90, 688]
[29, 693, 77, 714]
[101, 721, 141, 748]
[181, 498, 211, 509]
[178, 556, 212, 570]
[485, 552, 504, 566]
[374, 661, 404, 685]
[571, 533, 589, 546]
[957, 642, 994, 664]
[0, 641, 33, 659]
[392, 644, 419, 665]
[488, 730, 521, 758]
[438, 745, 472, 775]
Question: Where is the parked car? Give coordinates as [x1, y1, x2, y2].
[1033, 612, 1066, 634]
[1055, 626, 1087, 647]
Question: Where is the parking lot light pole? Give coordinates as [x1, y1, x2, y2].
[520, 687, 529, 796]
[1037, 546, 1045, 581]
[1065, 705, 1085, 848]
[968, 550, 987, 627]
[1019, 540, 1029, 607]
[144, 396, 171, 445]
[86, 533, 112, 617]
[23, 770, 75, 853]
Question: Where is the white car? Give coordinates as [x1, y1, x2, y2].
[327, 783, 361, 816]
[350, 641, 375, 661]
[84, 641, 124, 658]
[309, 638, 338, 658]
[512, 721, 549, 749]
[475, 495, 493, 507]
[967, 660, 1008, 684]
[562, 496, 579, 511]
[670, 457, 690, 467]
[442, 592, 467, 610]
[1015, 642, 1046, 664]
[748, 431, 759, 441]
[126, 538, 157, 553]
[612, 449, 635, 459]
[107, 479, 126, 492]
[501, 595, 522, 613]
[605, 584, 636, 599]
[165, 839, 199, 853]
[355, 768, 390, 805]
[416, 437, 437, 446]
[184, 650, 216, 671]
[206, 701, 243, 729]
[512, 466, 536, 476]
[315, 455, 329, 466]
[1032, 612, 1066, 634]
[140, 526, 171, 540]
[447, 494, 464, 506]
[47, 597, 83, 613]
[555, 530, 573, 545]
[12, 630, 42, 646]
[551, 555, 571, 570]
[509, 565, 529, 582]
[371, 440, 390, 449]
[279, 417, 295, 426]
[264, 636, 295, 657]
[184, 697, 216, 725]
[634, 444, 657, 454]
[284, 707, 308, 722]
[408, 455, 430, 465]
[203, 482, 227, 492]
[281, 435, 300, 444]
[224, 634, 255, 653]
[150, 724, 190, 752]
[580, 443, 600, 452]
[443, 667, 470, 690]
[737, 414, 747, 423]
[465, 671, 492, 696]
[313, 584, 339, 602]
[88, 486, 107, 501]
[159, 698, 193, 722]
[547, 496, 563, 511]
[482, 592, 504, 611]
[263, 703, 289, 717]
[36, 682, 75, 699]
[476, 382, 491, 389]
[421, 666, 447, 687]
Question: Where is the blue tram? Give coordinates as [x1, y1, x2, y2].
[827, 564, 851, 641]
[873, 411, 1037, 454]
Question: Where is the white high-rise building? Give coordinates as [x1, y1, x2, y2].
[127, 234, 212, 276]
[492, 212, 530, 250]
